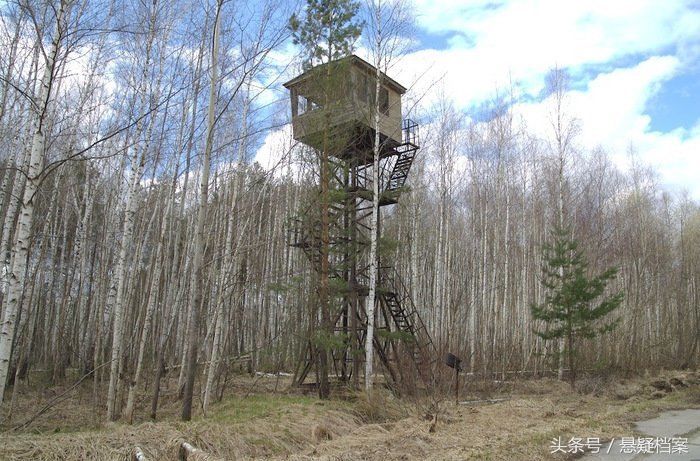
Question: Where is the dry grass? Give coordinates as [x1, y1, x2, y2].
[1, 393, 360, 460]
[350, 390, 408, 424]
[283, 372, 700, 461]
[1, 371, 698, 460]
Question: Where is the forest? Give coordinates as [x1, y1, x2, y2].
[0, 0, 698, 459]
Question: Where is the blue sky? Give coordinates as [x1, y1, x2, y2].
[647, 68, 700, 132]
[258, 0, 700, 198]
[400, 0, 700, 196]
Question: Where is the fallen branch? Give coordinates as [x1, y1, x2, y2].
[165, 354, 251, 371]
[255, 371, 292, 378]
[8, 359, 114, 432]
[458, 398, 510, 406]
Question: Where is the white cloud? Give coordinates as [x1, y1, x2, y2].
[511, 56, 700, 199]
[388, 0, 700, 197]
[253, 123, 292, 169]
[260, 1, 700, 197]
[572, 56, 679, 147]
[627, 123, 700, 199]
[252, 123, 308, 179]
[387, 1, 700, 107]
[513, 56, 679, 145]
[413, 0, 699, 63]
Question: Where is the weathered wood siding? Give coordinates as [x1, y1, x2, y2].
[290, 65, 403, 147]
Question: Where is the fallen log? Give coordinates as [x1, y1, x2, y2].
[132, 447, 147, 461]
[179, 441, 219, 460]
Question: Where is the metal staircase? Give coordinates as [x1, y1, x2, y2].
[287, 119, 434, 390]
[287, 120, 420, 280]
[385, 119, 419, 192]
[379, 267, 436, 384]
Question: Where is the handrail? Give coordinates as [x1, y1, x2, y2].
[381, 266, 435, 353]
[402, 118, 419, 147]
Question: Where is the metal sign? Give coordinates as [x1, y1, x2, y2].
[445, 352, 462, 371]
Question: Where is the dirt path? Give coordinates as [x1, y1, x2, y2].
[581, 409, 700, 461]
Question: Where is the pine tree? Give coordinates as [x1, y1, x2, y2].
[288, 0, 362, 399]
[531, 227, 624, 388]
[289, 0, 363, 68]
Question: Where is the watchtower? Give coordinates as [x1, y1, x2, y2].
[285, 55, 405, 160]
[285, 55, 434, 390]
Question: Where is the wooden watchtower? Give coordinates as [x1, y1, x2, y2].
[285, 55, 434, 390]
[285, 55, 405, 161]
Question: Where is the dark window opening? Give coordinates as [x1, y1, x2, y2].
[291, 90, 298, 116]
[379, 87, 389, 115]
[357, 73, 370, 103]
[295, 95, 321, 115]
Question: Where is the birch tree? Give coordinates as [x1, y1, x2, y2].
[363, 0, 413, 391]
[0, 0, 70, 404]
[181, 0, 223, 422]
[545, 67, 580, 380]
[106, 0, 163, 420]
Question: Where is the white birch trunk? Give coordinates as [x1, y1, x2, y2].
[106, 0, 161, 419]
[365, 2, 383, 391]
[0, 1, 67, 403]
[105, 147, 147, 419]
[203, 82, 249, 413]
[123, 196, 170, 423]
[182, 0, 221, 420]
[76, 169, 95, 369]
[0, 165, 25, 300]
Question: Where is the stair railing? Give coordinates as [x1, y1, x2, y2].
[381, 267, 435, 354]
[402, 119, 419, 147]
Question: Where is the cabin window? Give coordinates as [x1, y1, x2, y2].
[291, 89, 298, 116]
[358, 72, 390, 115]
[295, 95, 321, 115]
[379, 87, 389, 115]
[357, 73, 370, 103]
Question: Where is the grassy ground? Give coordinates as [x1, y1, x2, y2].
[0, 371, 698, 460]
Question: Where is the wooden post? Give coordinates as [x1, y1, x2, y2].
[455, 365, 460, 404]
[445, 352, 462, 404]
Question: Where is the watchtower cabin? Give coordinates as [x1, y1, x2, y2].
[284, 55, 434, 392]
[283, 55, 412, 163]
